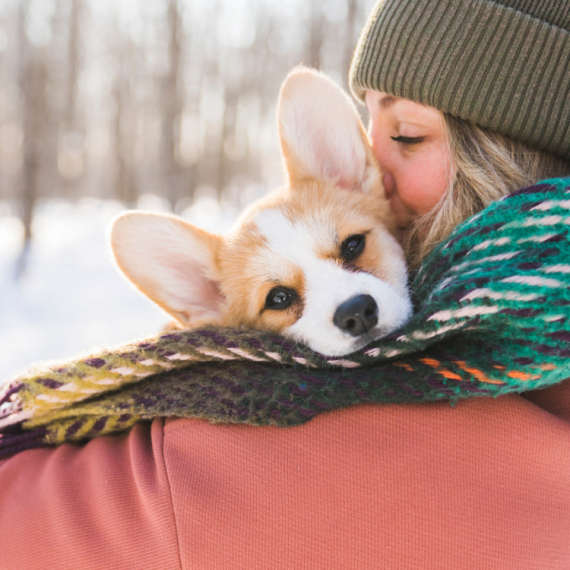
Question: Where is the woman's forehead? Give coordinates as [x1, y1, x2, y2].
[365, 90, 442, 122]
[366, 92, 401, 109]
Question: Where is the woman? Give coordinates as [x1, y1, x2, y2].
[351, 0, 570, 266]
[1, 1, 570, 568]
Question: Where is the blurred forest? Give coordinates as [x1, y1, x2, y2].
[0, 0, 377, 252]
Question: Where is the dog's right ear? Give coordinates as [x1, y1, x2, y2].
[111, 212, 225, 326]
[277, 66, 382, 196]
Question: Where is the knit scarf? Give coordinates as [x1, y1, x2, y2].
[1, 178, 569, 459]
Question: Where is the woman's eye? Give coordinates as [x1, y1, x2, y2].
[341, 234, 366, 261]
[265, 287, 295, 310]
[391, 135, 424, 146]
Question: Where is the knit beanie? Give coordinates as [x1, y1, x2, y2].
[349, 0, 570, 160]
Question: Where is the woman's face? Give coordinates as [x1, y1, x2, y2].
[365, 90, 451, 230]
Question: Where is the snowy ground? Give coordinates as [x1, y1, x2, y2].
[0, 193, 247, 384]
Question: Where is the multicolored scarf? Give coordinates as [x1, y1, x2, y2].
[1, 178, 569, 459]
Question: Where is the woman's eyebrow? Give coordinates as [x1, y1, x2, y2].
[378, 95, 400, 109]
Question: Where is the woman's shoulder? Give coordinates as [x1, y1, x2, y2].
[0, 419, 181, 569]
[3, 396, 570, 568]
[161, 399, 570, 569]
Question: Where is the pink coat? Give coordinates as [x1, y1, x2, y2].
[2, 381, 570, 569]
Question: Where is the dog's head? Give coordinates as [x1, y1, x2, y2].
[111, 68, 411, 356]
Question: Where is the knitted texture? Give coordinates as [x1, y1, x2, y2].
[349, 0, 570, 160]
[1, 178, 570, 459]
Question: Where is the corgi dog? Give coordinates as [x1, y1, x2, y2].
[111, 68, 411, 356]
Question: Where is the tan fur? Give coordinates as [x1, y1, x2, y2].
[212, 179, 400, 335]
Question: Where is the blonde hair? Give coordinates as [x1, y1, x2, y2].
[405, 114, 570, 268]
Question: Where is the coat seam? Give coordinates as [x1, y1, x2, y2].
[157, 417, 185, 570]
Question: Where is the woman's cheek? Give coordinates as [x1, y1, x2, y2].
[401, 172, 446, 215]
[403, 150, 449, 214]
[397, 182, 422, 215]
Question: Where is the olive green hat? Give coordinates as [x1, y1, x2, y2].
[350, 0, 570, 160]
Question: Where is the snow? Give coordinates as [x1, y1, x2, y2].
[0, 196, 243, 384]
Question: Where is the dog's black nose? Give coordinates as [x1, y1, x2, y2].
[333, 294, 378, 337]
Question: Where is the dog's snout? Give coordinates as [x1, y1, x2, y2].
[333, 294, 378, 337]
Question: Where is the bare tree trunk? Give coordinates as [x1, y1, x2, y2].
[112, 69, 137, 207]
[57, 0, 84, 197]
[21, 61, 47, 245]
[161, 0, 184, 210]
[65, 0, 81, 129]
[16, 2, 47, 276]
[307, 2, 325, 69]
[342, 0, 359, 87]
[216, 87, 238, 200]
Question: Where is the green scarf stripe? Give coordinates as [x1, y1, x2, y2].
[1, 178, 569, 452]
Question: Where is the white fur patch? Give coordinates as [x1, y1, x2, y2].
[255, 209, 411, 356]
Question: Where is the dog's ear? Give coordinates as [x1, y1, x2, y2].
[277, 66, 382, 195]
[111, 212, 225, 326]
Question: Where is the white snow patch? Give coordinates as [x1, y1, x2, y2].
[0, 198, 232, 383]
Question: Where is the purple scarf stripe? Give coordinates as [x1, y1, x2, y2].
[0, 427, 49, 460]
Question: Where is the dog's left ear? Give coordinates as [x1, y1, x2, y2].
[111, 212, 225, 327]
[277, 66, 382, 195]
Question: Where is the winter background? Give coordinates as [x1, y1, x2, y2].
[0, 192, 244, 381]
[0, 0, 375, 383]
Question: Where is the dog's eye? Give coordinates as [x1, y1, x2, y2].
[265, 287, 295, 311]
[341, 234, 366, 261]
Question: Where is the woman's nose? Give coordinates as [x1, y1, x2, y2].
[369, 135, 396, 198]
[381, 170, 396, 198]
